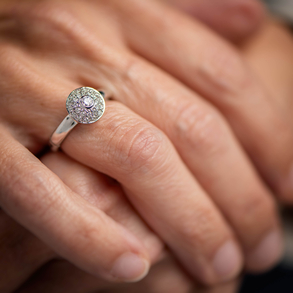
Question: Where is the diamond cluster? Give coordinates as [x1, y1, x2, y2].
[66, 87, 105, 124]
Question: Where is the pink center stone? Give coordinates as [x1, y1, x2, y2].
[82, 96, 94, 108]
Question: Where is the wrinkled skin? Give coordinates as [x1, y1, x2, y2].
[0, 0, 293, 292]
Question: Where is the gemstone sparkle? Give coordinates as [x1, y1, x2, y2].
[82, 96, 95, 108]
[66, 87, 105, 124]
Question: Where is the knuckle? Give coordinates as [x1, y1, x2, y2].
[120, 55, 145, 84]
[115, 123, 167, 173]
[175, 103, 228, 156]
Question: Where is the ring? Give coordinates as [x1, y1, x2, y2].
[50, 87, 106, 151]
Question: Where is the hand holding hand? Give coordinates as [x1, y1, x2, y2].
[0, 0, 288, 290]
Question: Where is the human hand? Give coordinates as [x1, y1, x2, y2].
[0, 147, 239, 293]
[0, 0, 284, 287]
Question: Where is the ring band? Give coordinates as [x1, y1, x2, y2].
[50, 87, 107, 151]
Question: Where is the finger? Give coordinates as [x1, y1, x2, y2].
[162, 0, 265, 41]
[0, 128, 150, 283]
[116, 0, 293, 204]
[41, 152, 164, 263]
[62, 101, 243, 285]
[0, 212, 54, 292]
[16, 256, 193, 293]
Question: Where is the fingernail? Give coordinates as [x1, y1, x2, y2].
[111, 253, 150, 282]
[212, 241, 242, 281]
[246, 231, 283, 272]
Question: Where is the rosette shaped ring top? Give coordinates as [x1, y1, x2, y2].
[50, 87, 106, 151]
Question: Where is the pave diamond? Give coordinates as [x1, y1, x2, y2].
[66, 87, 105, 124]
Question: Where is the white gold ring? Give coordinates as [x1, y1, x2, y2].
[50, 87, 106, 151]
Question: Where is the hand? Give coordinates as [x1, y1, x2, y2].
[0, 0, 284, 287]
[0, 152, 165, 292]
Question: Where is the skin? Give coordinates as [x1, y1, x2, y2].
[22, 20, 291, 293]
[163, 0, 265, 41]
[1, 152, 239, 293]
[0, 0, 292, 291]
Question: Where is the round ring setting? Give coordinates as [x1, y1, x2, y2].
[66, 87, 105, 124]
[50, 87, 106, 151]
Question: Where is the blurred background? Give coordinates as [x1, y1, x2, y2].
[265, 0, 293, 24]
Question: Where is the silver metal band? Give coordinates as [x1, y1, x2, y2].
[50, 88, 107, 151]
[50, 115, 78, 151]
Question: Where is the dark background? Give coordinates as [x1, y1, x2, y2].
[241, 265, 293, 293]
